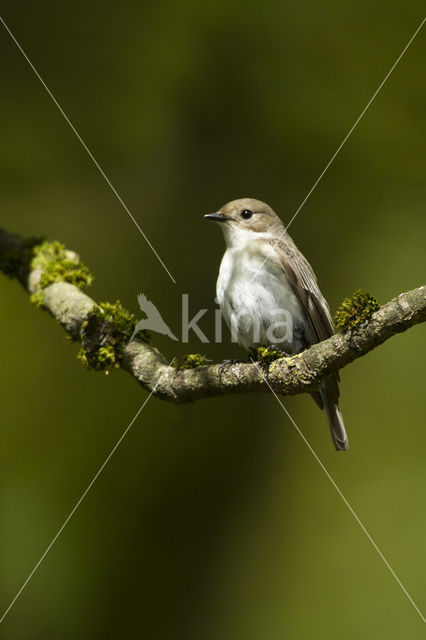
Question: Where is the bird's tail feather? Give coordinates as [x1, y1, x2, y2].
[322, 395, 349, 451]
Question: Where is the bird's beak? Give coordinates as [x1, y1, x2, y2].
[204, 213, 230, 222]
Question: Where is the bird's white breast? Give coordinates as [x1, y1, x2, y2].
[216, 237, 305, 351]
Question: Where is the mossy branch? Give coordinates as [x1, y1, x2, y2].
[1, 227, 425, 403]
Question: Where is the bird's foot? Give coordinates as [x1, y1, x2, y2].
[218, 358, 247, 373]
[269, 344, 290, 357]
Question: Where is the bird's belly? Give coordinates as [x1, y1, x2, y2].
[217, 251, 306, 352]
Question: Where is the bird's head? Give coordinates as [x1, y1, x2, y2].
[204, 198, 284, 247]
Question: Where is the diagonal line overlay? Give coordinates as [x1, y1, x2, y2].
[250, 16, 425, 284]
[0, 16, 176, 284]
[251, 358, 426, 624]
[285, 15, 426, 233]
[0, 359, 175, 625]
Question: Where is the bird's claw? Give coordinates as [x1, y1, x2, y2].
[218, 358, 240, 373]
[252, 345, 291, 366]
[268, 344, 290, 357]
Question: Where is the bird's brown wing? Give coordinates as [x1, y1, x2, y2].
[270, 236, 340, 405]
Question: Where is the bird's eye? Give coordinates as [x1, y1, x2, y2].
[241, 209, 253, 220]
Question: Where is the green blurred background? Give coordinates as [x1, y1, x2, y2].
[1, 1, 425, 638]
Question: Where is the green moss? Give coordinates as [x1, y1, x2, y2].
[256, 346, 284, 364]
[30, 240, 93, 307]
[172, 353, 209, 370]
[334, 289, 380, 333]
[78, 300, 149, 372]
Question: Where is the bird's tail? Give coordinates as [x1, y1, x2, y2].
[321, 391, 349, 451]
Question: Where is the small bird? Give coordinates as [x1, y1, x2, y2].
[205, 197, 348, 451]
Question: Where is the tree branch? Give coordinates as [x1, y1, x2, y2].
[1, 227, 425, 402]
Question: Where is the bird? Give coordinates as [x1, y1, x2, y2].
[129, 293, 178, 342]
[204, 197, 348, 451]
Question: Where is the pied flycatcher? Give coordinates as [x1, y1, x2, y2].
[205, 197, 348, 451]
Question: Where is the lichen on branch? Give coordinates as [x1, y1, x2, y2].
[172, 353, 210, 369]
